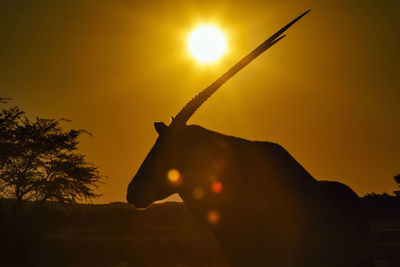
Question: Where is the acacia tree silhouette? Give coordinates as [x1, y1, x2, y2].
[394, 174, 400, 196]
[0, 99, 103, 213]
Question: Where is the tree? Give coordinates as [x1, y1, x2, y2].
[394, 174, 400, 197]
[0, 101, 103, 212]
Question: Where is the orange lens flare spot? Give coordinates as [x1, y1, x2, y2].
[211, 181, 223, 193]
[207, 210, 220, 224]
[167, 169, 182, 186]
[192, 187, 205, 199]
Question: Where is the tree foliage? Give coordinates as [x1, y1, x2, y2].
[394, 174, 400, 197]
[0, 101, 103, 211]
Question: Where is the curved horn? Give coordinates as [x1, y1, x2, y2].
[170, 9, 311, 127]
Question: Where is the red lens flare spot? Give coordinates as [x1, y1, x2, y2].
[211, 181, 223, 193]
[192, 187, 205, 199]
[167, 169, 182, 186]
[207, 210, 220, 224]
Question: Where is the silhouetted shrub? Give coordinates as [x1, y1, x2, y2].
[362, 193, 400, 222]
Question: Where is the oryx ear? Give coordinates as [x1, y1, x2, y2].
[154, 122, 168, 135]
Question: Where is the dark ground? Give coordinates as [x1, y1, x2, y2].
[1, 194, 400, 267]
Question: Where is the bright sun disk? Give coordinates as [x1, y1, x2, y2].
[188, 25, 227, 63]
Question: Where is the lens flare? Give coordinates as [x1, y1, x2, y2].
[188, 25, 227, 63]
[167, 169, 182, 186]
[211, 181, 223, 193]
[207, 210, 220, 224]
[192, 187, 205, 199]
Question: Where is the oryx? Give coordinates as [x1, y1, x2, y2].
[127, 10, 375, 267]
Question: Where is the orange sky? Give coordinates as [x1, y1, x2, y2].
[1, 0, 399, 203]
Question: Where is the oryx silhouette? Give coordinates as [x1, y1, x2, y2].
[127, 10, 375, 267]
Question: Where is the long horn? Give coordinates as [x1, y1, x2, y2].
[170, 9, 310, 127]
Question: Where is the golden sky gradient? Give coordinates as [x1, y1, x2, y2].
[1, 0, 399, 203]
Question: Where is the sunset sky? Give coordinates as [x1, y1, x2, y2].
[1, 0, 399, 203]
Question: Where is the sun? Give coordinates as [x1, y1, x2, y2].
[188, 25, 227, 63]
